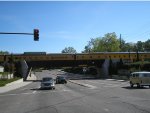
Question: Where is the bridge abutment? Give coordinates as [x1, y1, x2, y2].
[20, 60, 29, 81]
[96, 59, 110, 78]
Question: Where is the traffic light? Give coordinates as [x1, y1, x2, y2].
[34, 29, 39, 41]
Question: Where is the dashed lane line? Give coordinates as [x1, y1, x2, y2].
[0, 89, 71, 97]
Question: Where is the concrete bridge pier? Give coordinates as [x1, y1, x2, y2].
[20, 60, 29, 81]
[96, 59, 110, 78]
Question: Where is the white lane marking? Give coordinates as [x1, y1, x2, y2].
[21, 92, 33, 95]
[85, 80, 122, 88]
[0, 92, 33, 97]
[8, 94, 18, 96]
[103, 85, 119, 88]
[63, 89, 71, 92]
[83, 84, 97, 89]
[32, 91, 37, 94]
[117, 80, 125, 82]
[20, 88, 28, 91]
[0, 88, 72, 97]
[104, 108, 109, 112]
[69, 80, 97, 89]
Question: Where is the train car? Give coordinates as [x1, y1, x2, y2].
[46, 53, 75, 61]
[0, 52, 150, 62]
[76, 52, 105, 60]
[24, 52, 46, 55]
[76, 52, 150, 61]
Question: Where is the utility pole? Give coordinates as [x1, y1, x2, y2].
[119, 34, 122, 51]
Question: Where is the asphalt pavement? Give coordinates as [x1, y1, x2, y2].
[0, 69, 150, 113]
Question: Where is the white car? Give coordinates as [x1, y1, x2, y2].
[41, 77, 55, 89]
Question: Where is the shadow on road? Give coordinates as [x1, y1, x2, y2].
[24, 80, 42, 82]
[30, 87, 54, 91]
[122, 86, 150, 90]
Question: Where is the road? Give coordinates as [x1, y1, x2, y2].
[0, 69, 150, 113]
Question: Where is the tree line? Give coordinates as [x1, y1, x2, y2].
[0, 32, 150, 54]
[62, 32, 150, 53]
[0, 51, 9, 55]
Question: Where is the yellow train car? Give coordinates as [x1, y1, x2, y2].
[0, 52, 150, 62]
[76, 53, 106, 60]
[47, 54, 74, 61]
[76, 52, 150, 61]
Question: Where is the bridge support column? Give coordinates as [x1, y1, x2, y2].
[96, 59, 109, 78]
[20, 60, 29, 81]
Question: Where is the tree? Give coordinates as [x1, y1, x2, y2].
[120, 42, 136, 52]
[136, 41, 144, 52]
[144, 39, 150, 51]
[61, 47, 77, 53]
[0, 51, 9, 55]
[82, 38, 96, 53]
[83, 32, 120, 52]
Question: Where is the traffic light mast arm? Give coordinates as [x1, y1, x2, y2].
[0, 29, 39, 41]
[0, 32, 33, 35]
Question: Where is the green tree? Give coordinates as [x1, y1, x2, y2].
[144, 39, 150, 51]
[61, 47, 77, 53]
[121, 42, 137, 52]
[0, 51, 9, 55]
[83, 32, 120, 52]
[136, 41, 144, 52]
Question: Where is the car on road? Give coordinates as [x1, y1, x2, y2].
[56, 76, 67, 84]
[130, 72, 150, 88]
[41, 77, 55, 89]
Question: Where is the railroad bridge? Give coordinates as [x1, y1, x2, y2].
[0, 52, 150, 80]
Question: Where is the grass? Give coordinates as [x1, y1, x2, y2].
[0, 72, 10, 75]
[0, 78, 21, 87]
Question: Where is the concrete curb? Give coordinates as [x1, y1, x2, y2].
[68, 80, 97, 89]
[6, 78, 24, 86]
[68, 80, 88, 87]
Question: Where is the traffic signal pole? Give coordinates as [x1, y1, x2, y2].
[0, 29, 39, 41]
[0, 32, 33, 35]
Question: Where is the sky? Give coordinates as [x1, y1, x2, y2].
[0, 1, 150, 53]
